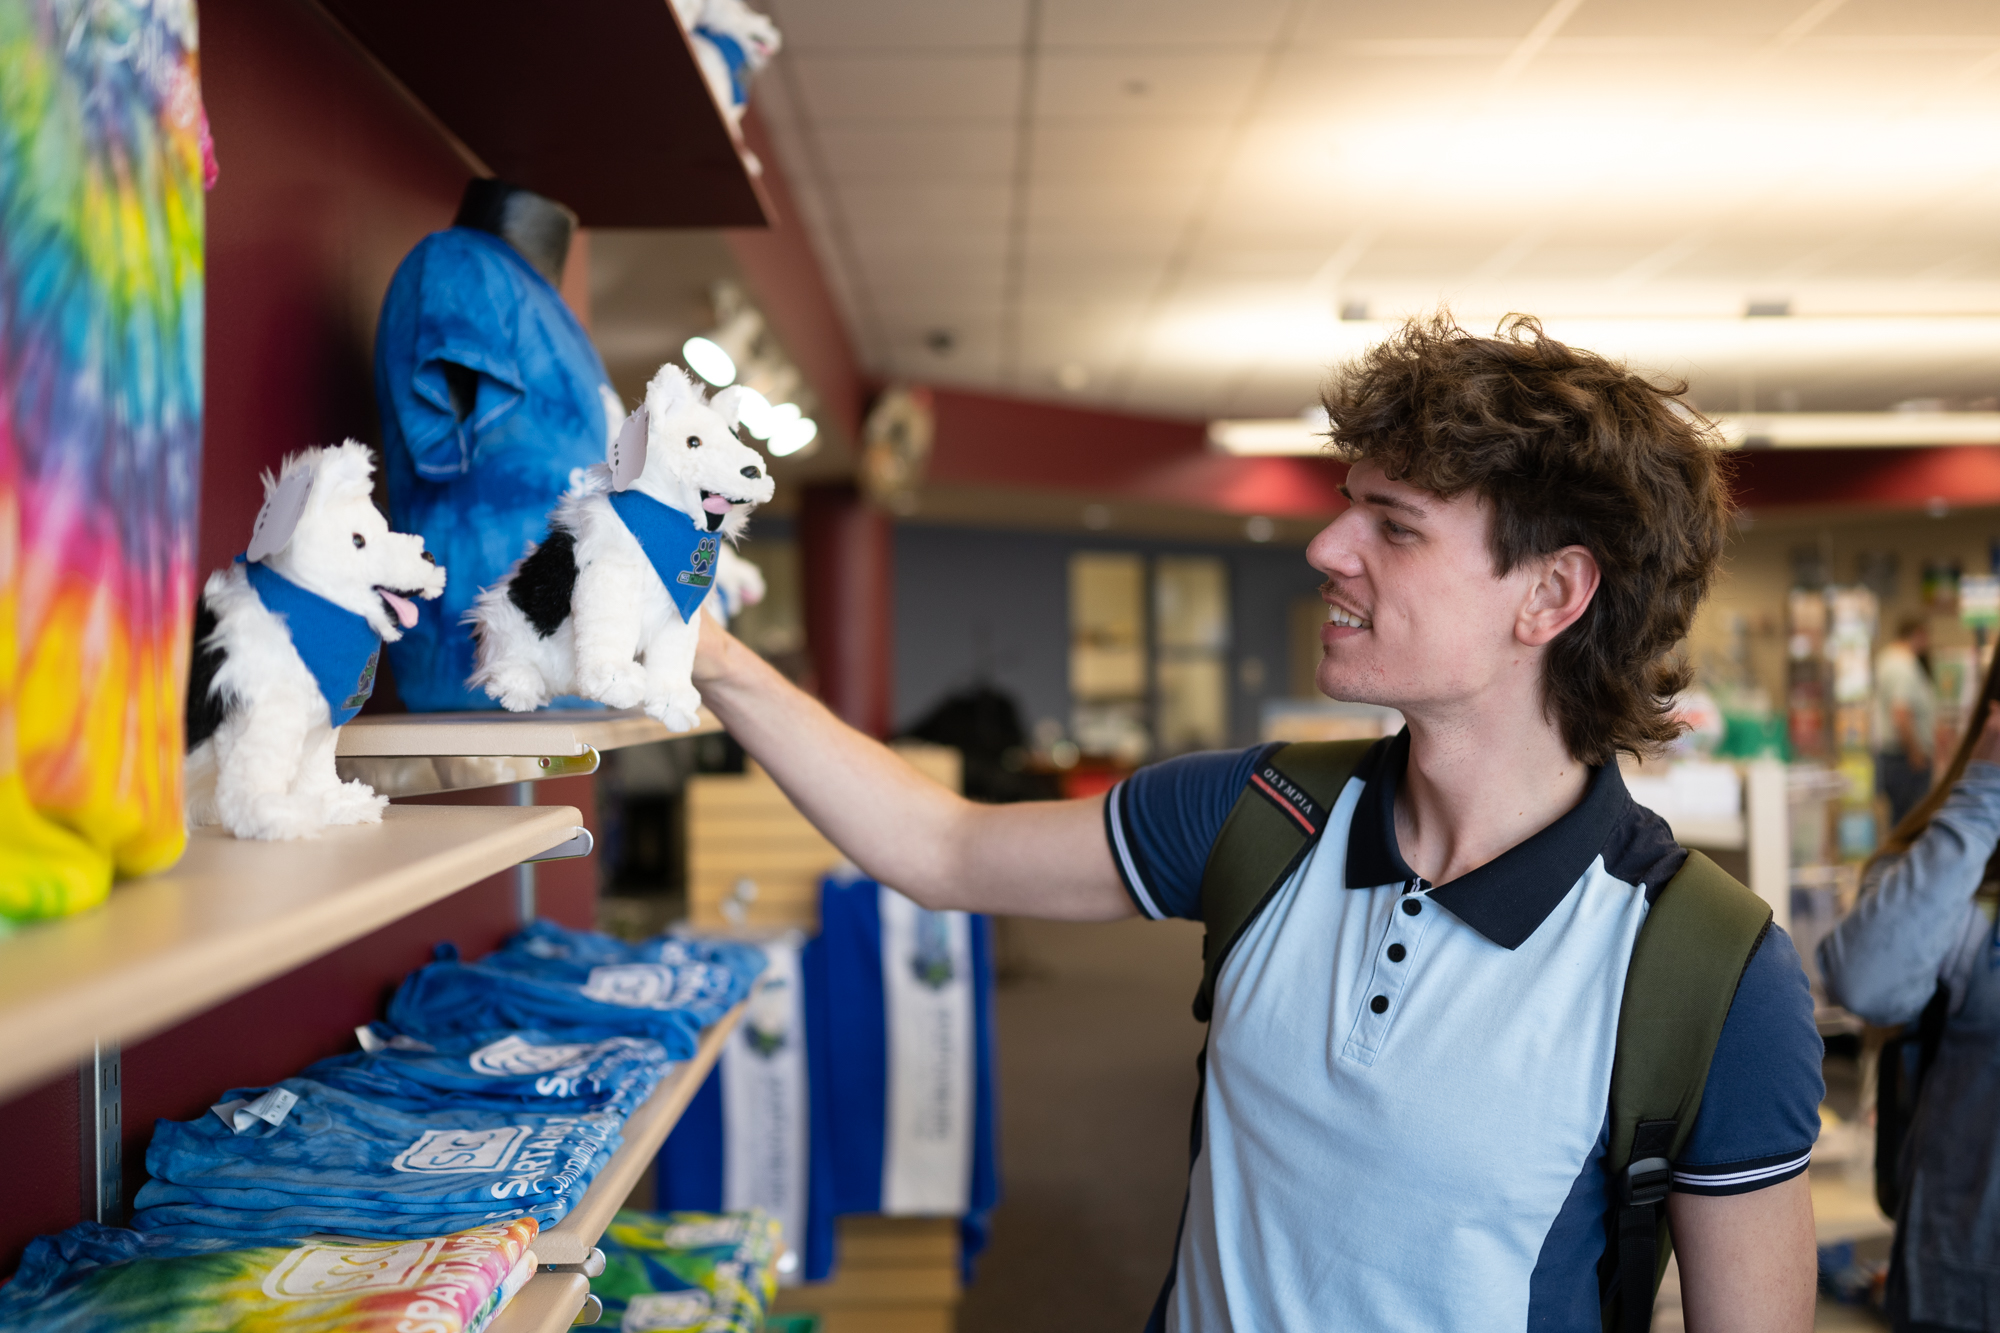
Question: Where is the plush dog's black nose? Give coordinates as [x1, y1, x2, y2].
[421, 551, 436, 564]
[740, 466, 762, 479]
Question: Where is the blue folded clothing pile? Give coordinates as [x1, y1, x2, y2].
[125, 922, 766, 1244]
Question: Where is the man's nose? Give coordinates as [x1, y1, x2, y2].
[1307, 510, 1365, 576]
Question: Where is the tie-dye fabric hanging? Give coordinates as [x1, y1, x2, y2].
[0, 0, 209, 924]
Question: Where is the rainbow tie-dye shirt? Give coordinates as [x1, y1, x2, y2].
[0, 0, 207, 923]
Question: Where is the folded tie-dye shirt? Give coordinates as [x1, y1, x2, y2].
[0, 1218, 536, 1332]
[592, 1210, 783, 1333]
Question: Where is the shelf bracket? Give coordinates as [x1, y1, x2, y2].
[540, 1246, 607, 1277]
[78, 1040, 121, 1225]
[511, 782, 537, 923]
[572, 1293, 604, 1326]
[525, 827, 594, 864]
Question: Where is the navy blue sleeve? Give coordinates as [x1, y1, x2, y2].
[1672, 925, 1825, 1195]
[1103, 744, 1277, 920]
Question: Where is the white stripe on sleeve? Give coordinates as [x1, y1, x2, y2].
[1106, 781, 1167, 920]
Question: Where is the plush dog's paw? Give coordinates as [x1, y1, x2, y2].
[221, 794, 323, 841]
[322, 780, 388, 826]
[482, 663, 552, 713]
[578, 660, 647, 710]
[646, 686, 706, 733]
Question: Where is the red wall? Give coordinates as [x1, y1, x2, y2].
[0, 0, 601, 1275]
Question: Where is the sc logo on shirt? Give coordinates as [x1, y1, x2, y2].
[392, 1125, 531, 1174]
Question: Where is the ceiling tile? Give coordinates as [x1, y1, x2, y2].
[791, 53, 1023, 120]
[1035, 51, 1264, 119]
[816, 123, 1017, 180]
[1040, 0, 1294, 48]
[766, 0, 1029, 51]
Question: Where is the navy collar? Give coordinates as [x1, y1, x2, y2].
[1342, 729, 1635, 949]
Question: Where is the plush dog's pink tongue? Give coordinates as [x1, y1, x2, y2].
[378, 588, 419, 629]
[702, 494, 734, 515]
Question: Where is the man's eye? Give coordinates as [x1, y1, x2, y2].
[1384, 520, 1408, 538]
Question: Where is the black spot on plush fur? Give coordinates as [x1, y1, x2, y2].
[508, 529, 577, 638]
[185, 595, 230, 751]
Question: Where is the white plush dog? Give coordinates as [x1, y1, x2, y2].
[469, 365, 776, 730]
[712, 545, 766, 627]
[672, 0, 782, 128]
[185, 442, 447, 840]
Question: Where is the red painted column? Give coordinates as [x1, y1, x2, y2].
[798, 484, 894, 738]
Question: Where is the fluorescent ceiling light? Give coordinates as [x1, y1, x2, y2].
[768, 414, 818, 458]
[682, 336, 736, 387]
[732, 386, 774, 439]
[1209, 411, 2000, 456]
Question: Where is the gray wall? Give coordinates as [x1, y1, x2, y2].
[893, 523, 1325, 749]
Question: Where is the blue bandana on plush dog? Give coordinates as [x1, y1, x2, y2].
[241, 559, 382, 726]
[607, 490, 722, 623]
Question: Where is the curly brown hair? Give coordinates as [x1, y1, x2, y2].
[1322, 313, 1733, 765]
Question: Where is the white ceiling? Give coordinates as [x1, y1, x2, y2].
[749, 0, 2000, 419]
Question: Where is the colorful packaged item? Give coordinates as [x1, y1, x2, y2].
[0, 1218, 536, 1332]
[591, 1210, 783, 1333]
[130, 1077, 618, 1240]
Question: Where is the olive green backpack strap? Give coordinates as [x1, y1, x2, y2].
[1192, 740, 1375, 1022]
[1602, 850, 1774, 1333]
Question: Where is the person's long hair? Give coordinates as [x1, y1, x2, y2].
[1873, 641, 2000, 865]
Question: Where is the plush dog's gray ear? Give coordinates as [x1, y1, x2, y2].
[247, 467, 314, 562]
[609, 407, 648, 491]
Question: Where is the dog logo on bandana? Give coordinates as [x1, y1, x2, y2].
[677, 535, 719, 590]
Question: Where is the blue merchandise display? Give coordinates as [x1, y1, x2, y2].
[373, 225, 620, 710]
[130, 1077, 620, 1241]
[655, 935, 836, 1283]
[384, 931, 764, 1055]
[306, 1027, 671, 1116]
[811, 873, 998, 1277]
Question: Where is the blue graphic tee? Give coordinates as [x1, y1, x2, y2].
[385, 932, 764, 1056]
[374, 226, 617, 710]
[305, 1027, 671, 1116]
[241, 560, 380, 726]
[131, 1078, 619, 1240]
[607, 489, 721, 622]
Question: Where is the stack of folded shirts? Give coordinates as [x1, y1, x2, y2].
[591, 1210, 785, 1333]
[309, 1026, 673, 1118]
[0, 1217, 537, 1333]
[130, 1078, 620, 1240]
[387, 924, 767, 1057]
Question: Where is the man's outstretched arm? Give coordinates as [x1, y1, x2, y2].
[1668, 1175, 1816, 1333]
[692, 614, 1137, 921]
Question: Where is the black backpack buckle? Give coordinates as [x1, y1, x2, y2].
[1621, 1155, 1671, 1208]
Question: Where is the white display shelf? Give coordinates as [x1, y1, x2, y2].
[533, 1000, 747, 1267]
[0, 803, 582, 1102]
[337, 709, 721, 758]
[491, 1271, 591, 1333]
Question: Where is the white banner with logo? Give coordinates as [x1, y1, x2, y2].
[878, 885, 974, 1216]
[720, 931, 809, 1282]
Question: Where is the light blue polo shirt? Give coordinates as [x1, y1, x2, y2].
[1106, 733, 1823, 1332]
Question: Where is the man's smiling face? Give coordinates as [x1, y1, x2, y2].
[1307, 459, 1542, 717]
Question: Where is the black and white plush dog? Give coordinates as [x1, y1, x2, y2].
[185, 442, 446, 840]
[469, 364, 775, 730]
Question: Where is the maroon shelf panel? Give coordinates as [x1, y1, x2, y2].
[315, 0, 772, 228]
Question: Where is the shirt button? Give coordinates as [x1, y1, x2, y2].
[1387, 943, 1407, 962]
[1402, 899, 1422, 916]
[1370, 995, 1389, 1014]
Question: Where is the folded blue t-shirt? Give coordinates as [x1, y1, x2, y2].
[131, 1078, 618, 1240]
[306, 1027, 670, 1115]
[386, 933, 764, 1055]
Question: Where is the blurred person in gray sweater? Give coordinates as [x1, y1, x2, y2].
[1822, 653, 2000, 1333]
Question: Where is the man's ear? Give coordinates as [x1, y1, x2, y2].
[1516, 546, 1600, 647]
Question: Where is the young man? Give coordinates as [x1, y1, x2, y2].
[691, 316, 1823, 1331]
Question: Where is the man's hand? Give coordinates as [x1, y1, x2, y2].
[1667, 1175, 1815, 1332]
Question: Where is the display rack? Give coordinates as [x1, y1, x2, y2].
[336, 709, 723, 799]
[0, 803, 583, 1104]
[491, 1000, 749, 1332]
[312, 0, 773, 228]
